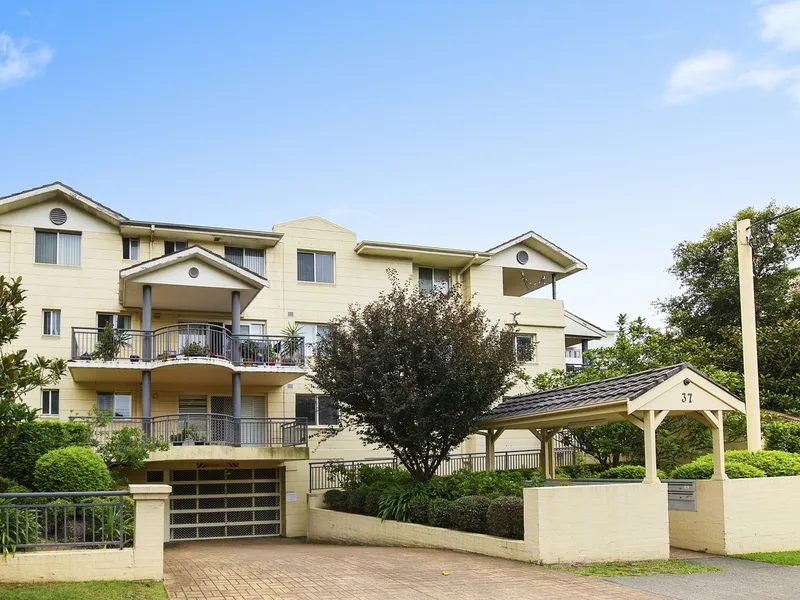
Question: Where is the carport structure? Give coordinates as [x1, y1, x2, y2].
[479, 363, 747, 483]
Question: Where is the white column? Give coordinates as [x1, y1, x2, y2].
[486, 430, 495, 471]
[711, 410, 728, 481]
[643, 411, 660, 484]
[130, 484, 171, 579]
[737, 219, 762, 451]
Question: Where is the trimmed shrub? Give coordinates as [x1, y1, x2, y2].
[434, 469, 526, 500]
[764, 421, 800, 454]
[487, 496, 524, 539]
[597, 465, 667, 480]
[724, 450, 800, 477]
[555, 463, 606, 479]
[0, 421, 92, 488]
[344, 489, 367, 514]
[451, 495, 491, 533]
[407, 496, 430, 524]
[428, 498, 454, 529]
[364, 490, 382, 517]
[671, 458, 765, 480]
[33, 447, 113, 493]
[323, 489, 347, 511]
[0, 476, 17, 493]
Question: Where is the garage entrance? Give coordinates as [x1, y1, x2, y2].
[148, 467, 281, 541]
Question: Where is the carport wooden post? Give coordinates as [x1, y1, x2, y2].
[704, 409, 728, 480]
[531, 428, 559, 480]
[486, 429, 495, 471]
[643, 410, 659, 484]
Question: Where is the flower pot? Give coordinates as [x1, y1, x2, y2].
[129, 355, 140, 363]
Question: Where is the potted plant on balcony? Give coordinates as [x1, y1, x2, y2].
[266, 346, 281, 366]
[172, 423, 205, 446]
[240, 339, 260, 365]
[181, 342, 210, 358]
[281, 323, 303, 365]
[92, 323, 131, 362]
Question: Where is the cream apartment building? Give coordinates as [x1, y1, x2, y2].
[0, 182, 591, 541]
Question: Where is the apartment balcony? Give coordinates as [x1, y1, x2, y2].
[68, 323, 307, 386]
[70, 414, 309, 462]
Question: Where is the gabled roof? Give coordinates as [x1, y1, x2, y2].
[483, 363, 729, 422]
[273, 215, 356, 235]
[487, 230, 586, 271]
[119, 245, 269, 288]
[0, 181, 128, 223]
[565, 311, 607, 339]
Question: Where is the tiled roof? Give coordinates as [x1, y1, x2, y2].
[483, 363, 694, 422]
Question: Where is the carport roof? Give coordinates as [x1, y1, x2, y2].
[483, 363, 724, 422]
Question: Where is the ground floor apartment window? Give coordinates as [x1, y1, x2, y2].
[295, 394, 338, 426]
[514, 334, 537, 362]
[41, 390, 59, 416]
[97, 391, 132, 418]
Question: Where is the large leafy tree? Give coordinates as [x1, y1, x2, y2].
[0, 276, 66, 426]
[529, 315, 745, 469]
[310, 271, 521, 482]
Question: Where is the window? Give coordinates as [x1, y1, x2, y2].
[97, 314, 132, 330]
[42, 309, 61, 336]
[419, 267, 449, 293]
[239, 322, 265, 337]
[515, 335, 536, 363]
[225, 246, 265, 276]
[122, 237, 140, 260]
[35, 230, 81, 266]
[164, 240, 188, 255]
[297, 323, 330, 351]
[297, 251, 334, 283]
[96, 392, 132, 418]
[295, 394, 338, 426]
[41, 390, 59, 416]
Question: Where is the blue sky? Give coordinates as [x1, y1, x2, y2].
[2, 1, 800, 329]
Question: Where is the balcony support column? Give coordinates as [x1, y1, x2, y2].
[581, 339, 589, 366]
[231, 291, 241, 363]
[142, 284, 152, 361]
[141, 370, 151, 423]
[551, 273, 557, 300]
[232, 372, 241, 445]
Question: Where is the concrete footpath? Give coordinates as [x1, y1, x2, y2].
[608, 556, 800, 600]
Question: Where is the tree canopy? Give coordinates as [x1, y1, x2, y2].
[310, 271, 521, 481]
[0, 276, 66, 426]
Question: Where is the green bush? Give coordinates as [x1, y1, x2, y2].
[487, 496, 524, 539]
[724, 450, 800, 477]
[432, 469, 526, 500]
[671, 457, 766, 479]
[364, 490, 382, 517]
[0, 421, 92, 488]
[555, 463, 606, 479]
[428, 498, 454, 528]
[0, 476, 17, 493]
[763, 421, 800, 454]
[407, 496, 430, 524]
[344, 489, 367, 514]
[33, 447, 113, 493]
[597, 465, 667, 480]
[451, 495, 491, 533]
[323, 489, 347, 511]
[378, 484, 425, 521]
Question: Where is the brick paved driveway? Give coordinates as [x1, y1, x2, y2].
[164, 538, 662, 600]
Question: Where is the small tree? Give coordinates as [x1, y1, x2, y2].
[311, 271, 521, 482]
[0, 276, 66, 426]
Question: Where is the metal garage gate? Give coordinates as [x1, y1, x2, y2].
[155, 468, 281, 541]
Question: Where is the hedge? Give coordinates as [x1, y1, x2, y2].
[364, 490, 382, 517]
[763, 421, 800, 454]
[344, 489, 367, 514]
[451, 495, 491, 533]
[33, 447, 113, 492]
[670, 450, 800, 479]
[596, 465, 667, 480]
[671, 459, 765, 480]
[487, 496, 523, 539]
[428, 498, 454, 529]
[407, 496, 430, 524]
[0, 421, 92, 488]
[323, 489, 347, 511]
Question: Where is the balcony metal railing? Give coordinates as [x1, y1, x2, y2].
[71, 323, 305, 367]
[70, 414, 308, 448]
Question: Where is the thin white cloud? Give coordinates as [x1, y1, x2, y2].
[760, 0, 800, 50]
[663, 1, 800, 105]
[0, 32, 53, 89]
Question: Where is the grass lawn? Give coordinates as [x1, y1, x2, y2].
[0, 581, 168, 600]
[550, 559, 723, 577]
[734, 550, 800, 566]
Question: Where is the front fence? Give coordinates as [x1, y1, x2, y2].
[309, 447, 578, 491]
[0, 491, 130, 552]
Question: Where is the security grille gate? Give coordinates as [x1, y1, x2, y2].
[156, 468, 281, 541]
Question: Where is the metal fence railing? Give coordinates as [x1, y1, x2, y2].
[70, 415, 308, 448]
[71, 324, 305, 367]
[0, 491, 131, 551]
[309, 447, 578, 491]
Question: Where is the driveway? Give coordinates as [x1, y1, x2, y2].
[164, 538, 660, 600]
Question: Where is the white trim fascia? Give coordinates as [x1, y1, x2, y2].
[0, 182, 127, 223]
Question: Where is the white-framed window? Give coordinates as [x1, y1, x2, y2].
[297, 251, 334, 283]
[42, 309, 61, 336]
[225, 246, 265, 276]
[97, 313, 132, 330]
[297, 323, 330, 351]
[122, 237, 140, 260]
[295, 394, 338, 426]
[239, 321, 265, 337]
[41, 390, 59, 416]
[419, 267, 449, 293]
[96, 391, 132, 418]
[164, 240, 188, 255]
[515, 334, 537, 363]
[35, 230, 81, 266]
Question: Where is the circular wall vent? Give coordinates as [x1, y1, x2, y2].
[516, 250, 529, 265]
[49, 208, 67, 226]
[188, 267, 200, 279]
